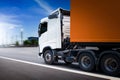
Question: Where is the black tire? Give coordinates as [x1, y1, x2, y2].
[44, 50, 54, 64]
[100, 54, 120, 76]
[78, 53, 95, 71]
[64, 59, 72, 65]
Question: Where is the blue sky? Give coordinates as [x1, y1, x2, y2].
[0, 0, 70, 45]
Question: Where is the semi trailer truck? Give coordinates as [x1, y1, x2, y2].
[38, 8, 120, 76]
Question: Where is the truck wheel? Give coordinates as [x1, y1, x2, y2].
[44, 50, 54, 64]
[100, 54, 120, 76]
[78, 53, 95, 71]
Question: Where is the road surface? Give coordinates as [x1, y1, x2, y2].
[0, 47, 119, 80]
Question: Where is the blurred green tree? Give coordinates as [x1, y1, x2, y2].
[23, 40, 38, 46]
[15, 41, 19, 46]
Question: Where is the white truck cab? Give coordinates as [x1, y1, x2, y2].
[38, 8, 70, 54]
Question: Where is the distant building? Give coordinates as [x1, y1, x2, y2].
[28, 37, 38, 41]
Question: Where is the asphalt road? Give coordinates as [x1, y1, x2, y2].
[0, 47, 119, 80]
[0, 57, 108, 80]
[0, 47, 41, 63]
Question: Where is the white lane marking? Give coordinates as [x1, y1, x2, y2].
[0, 56, 119, 80]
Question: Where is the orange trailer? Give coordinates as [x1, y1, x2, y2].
[71, 0, 120, 43]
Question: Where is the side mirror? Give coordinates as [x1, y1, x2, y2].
[38, 30, 41, 37]
[38, 24, 41, 37]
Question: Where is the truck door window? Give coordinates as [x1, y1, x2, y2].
[39, 22, 47, 36]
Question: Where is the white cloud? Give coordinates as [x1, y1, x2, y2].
[34, 0, 53, 13]
[0, 23, 22, 30]
[0, 14, 21, 29]
[0, 14, 19, 23]
[0, 14, 22, 45]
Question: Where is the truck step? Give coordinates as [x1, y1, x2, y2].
[65, 56, 75, 62]
[57, 50, 70, 56]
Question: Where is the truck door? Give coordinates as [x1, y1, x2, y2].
[38, 22, 48, 52]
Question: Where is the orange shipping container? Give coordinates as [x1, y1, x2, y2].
[71, 0, 120, 43]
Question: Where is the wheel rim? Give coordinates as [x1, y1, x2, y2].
[81, 56, 91, 68]
[104, 58, 118, 72]
[45, 52, 52, 62]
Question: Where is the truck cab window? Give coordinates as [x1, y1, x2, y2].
[39, 22, 47, 36]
